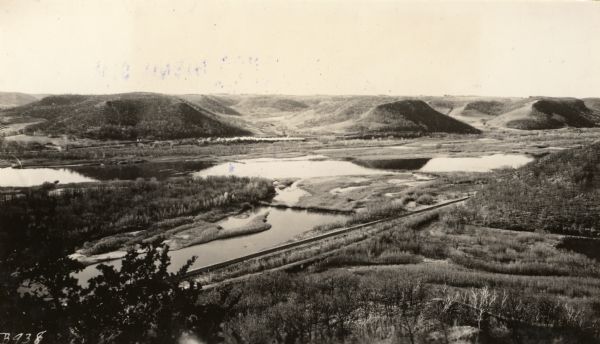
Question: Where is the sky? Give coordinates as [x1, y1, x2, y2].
[0, 0, 599, 97]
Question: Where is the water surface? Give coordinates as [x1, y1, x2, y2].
[0, 167, 97, 187]
[272, 181, 310, 205]
[169, 207, 343, 270]
[71, 161, 213, 181]
[74, 207, 345, 282]
[0, 161, 213, 187]
[0, 153, 534, 187]
[350, 154, 532, 173]
[194, 155, 392, 179]
[352, 158, 431, 171]
[419, 154, 533, 172]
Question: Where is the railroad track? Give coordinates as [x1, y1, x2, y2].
[183, 196, 470, 280]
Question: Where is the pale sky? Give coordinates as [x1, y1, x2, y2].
[1, 0, 599, 97]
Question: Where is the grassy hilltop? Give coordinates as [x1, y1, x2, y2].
[356, 99, 480, 134]
[488, 98, 600, 130]
[1, 93, 252, 139]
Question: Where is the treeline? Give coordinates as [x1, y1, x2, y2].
[82, 120, 249, 140]
[0, 176, 274, 255]
[0, 137, 305, 163]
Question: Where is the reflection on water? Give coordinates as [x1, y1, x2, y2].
[194, 155, 392, 179]
[0, 167, 97, 187]
[74, 207, 346, 283]
[351, 155, 532, 173]
[420, 154, 533, 172]
[170, 207, 343, 270]
[1, 154, 534, 188]
[352, 158, 431, 171]
[16, 152, 534, 284]
[272, 181, 310, 205]
[0, 161, 214, 187]
[71, 161, 213, 181]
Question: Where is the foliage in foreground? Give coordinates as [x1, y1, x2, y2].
[0, 244, 202, 344]
[209, 271, 600, 344]
[2, 236, 599, 343]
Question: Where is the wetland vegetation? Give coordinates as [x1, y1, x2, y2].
[0, 176, 274, 260]
[3, 1, 600, 341]
[1, 112, 600, 343]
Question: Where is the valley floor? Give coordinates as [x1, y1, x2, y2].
[2, 128, 600, 343]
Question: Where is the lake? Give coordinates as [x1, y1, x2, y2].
[195, 154, 533, 180]
[8, 152, 533, 284]
[70, 160, 213, 181]
[272, 181, 310, 205]
[194, 155, 392, 179]
[352, 154, 533, 173]
[0, 160, 213, 187]
[419, 154, 534, 172]
[0, 153, 534, 187]
[0, 167, 97, 187]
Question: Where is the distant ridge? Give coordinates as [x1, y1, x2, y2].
[1, 93, 251, 139]
[0, 92, 37, 108]
[3, 93, 598, 138]
[233, 96, 309, 114]
[584, 98, 600, 123]
[463, 100, 506, 116]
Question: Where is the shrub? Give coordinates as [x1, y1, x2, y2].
[416, 193, 435, 205]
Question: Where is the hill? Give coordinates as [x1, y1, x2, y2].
[291, 96, 400, 128]
[169, 95, 600, 134]
[464, 141, 600, 236]
[355, 100, 480, 134]
[5, 94, 597, 137]
[1, 93, 251, 139]
[179, 94, 241, 116]
[0, 92, 38, 109]
[462, 100, 506, 116]
[488, 98, 599, 130]
[584, 98, 600, 123]
[310, 96, 396, 118]
[233, 95, 309, 115]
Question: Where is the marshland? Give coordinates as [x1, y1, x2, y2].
[2, 1, 600, 343]
[2, 112, 600, 343]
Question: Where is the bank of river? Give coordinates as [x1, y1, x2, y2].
[3, 152, 535, 285]
[73, 206, 346, 283]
